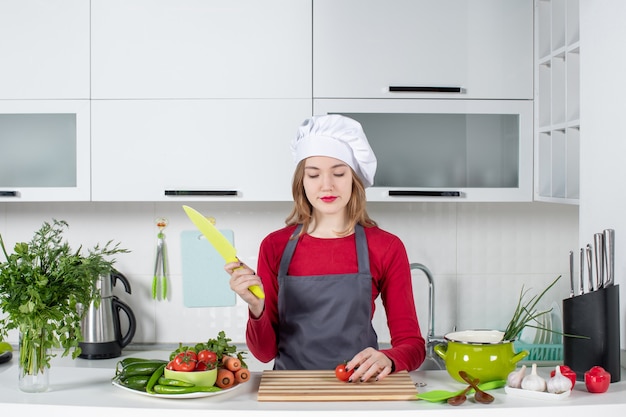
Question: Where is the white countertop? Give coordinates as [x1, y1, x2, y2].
[1, 349, 625, 417]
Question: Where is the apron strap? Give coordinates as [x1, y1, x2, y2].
[354, 224, 370, 275]
[277, 224, 303, 278]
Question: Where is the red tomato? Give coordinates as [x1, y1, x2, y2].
[197, 349, 217, 366]
[166, 360, 176, 370]
[173, 350, 198, 372]
[550, 365, 577, 389]
[585, 366, 610, 393]
[195, 361, 208, 371]
[335, 363, 354, 382]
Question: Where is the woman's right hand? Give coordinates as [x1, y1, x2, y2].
[225, 261, 264, 318]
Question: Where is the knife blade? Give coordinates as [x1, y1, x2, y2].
[603, 229, 615, 287]
[568, 250, 574, 297]
[594, 233, 605, 290]
[182, 205, 265, 299]
[586, 244, 594, 291]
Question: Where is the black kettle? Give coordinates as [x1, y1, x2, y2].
[79, 270, 137, 359]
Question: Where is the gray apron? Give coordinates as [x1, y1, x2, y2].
[274, 224, 378, 370]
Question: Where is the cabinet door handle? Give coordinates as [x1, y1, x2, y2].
[0, 191, 19, 197]
[388, 190, 461, 197]
[164, 190, 238, 197]
[389, 86, 463, 93]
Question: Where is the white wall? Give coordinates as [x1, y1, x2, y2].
[0, 201, 578, 347]
[580, 1, 626, 349]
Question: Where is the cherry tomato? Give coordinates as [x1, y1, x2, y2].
[335, 363, 354, 382]
[197, 349, 218, 366]
[172, 350, 197, 372]
[550, 365, 577, 389]
[585, 366, 610, 393]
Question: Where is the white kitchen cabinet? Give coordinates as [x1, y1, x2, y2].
[91, 99, 311, 202]
[91, 0, 311, 99]
[315, 99, 534, 202]
[534, 0, 580, 204]
[0, 0, 89, 99]
[0, 100, 91, 201]
[313, 0, 533, 100]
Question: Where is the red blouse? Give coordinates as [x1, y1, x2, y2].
[246, 224, 426, 372]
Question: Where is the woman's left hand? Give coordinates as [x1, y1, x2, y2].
[346, 347, 393, 382]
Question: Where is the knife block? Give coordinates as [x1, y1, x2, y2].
[562, 284, 620, 382]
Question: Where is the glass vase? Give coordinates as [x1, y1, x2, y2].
[18, 328, 49, 393]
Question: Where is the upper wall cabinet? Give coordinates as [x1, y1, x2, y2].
[0, 0, 90, 99]
[0, 100, 91, 201]
[313, 0, 534, 100]
[315, 99, 534, 202]
[91, 0, 312, 99]
[91, 99, 310, 202]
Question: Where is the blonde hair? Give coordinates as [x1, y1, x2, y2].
[285, 160, 377, 237]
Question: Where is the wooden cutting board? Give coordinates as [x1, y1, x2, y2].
[257, 370, 418, 402]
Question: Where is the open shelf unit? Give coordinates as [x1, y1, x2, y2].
[534, 0, 580, 204]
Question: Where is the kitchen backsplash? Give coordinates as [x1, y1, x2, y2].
[0, 201, 578, 347]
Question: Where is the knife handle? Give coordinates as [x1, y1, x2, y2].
[586, 244, 594, 291]
[568, 250, 574, 297]
[594, 233, 604, 289]
[579, 248, 585, 295]
[231, 262, 265, 299]
[248, 285, 265, 299]
[603, 229, 615, 287]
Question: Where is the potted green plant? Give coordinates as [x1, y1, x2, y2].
[0, 219, 128, 392]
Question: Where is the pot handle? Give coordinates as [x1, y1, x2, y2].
[510, 349, 529, 365]
[433, 344, 448, 360]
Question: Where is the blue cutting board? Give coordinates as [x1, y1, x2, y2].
[180, 230, 236, 307]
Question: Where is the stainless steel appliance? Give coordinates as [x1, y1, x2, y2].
[79, 270, 136, 359]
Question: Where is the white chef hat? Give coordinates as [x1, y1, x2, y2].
[291, 115, 377, 188]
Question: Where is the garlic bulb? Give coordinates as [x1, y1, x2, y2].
[506, 364, 527, 388]
[547, 365, 573, 394]
[521, 363, 547, 392]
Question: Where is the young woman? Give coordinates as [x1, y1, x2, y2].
[227, 115, 425, 382]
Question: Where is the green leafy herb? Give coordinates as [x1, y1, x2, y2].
[0, 219, 129, 376]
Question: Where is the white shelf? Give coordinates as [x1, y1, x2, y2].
[534, 0, 580, 203]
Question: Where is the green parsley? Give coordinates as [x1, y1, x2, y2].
[0, 219, 128, 376]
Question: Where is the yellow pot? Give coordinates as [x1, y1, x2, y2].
[434, 330, 529, 383]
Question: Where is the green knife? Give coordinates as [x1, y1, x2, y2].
[182, 205, 265, 299]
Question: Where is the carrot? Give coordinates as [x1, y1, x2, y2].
[221, 355, 241, 372]
[234, 367, 250, 384]
[216, 368, 235, 389]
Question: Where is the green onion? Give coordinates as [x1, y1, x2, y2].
[503, 275, 561, 341]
